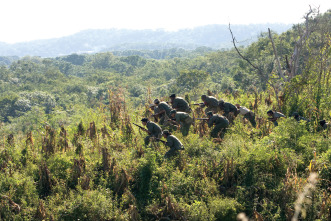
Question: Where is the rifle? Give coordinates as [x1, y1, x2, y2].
[195, 118, 209, 120]
[155, 138, 167, 144]
[192, 103, 204, 106]
[132, 123, 151, 134]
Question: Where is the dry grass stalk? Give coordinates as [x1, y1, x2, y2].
[26, 131, 34, 147]
[86, 121, 97, 140]
[102, 147, 111, 172]
[101, 125, 110, 139]
[0, 194, 21, 214]
[128, 205, 140, 221]
[39, 161, 52, 197]
[71, 157, 86, 186]
[115, 168, 130, 194]
[292, 172, 318, 221]
[59, 126, 69, 152]
[6, 134, 14, 146]
[265, 94, 273, 106]
[42, 126, 56, 157]
[108, 87, 126, 124]
[35, 200, 47, 220]
[77, 121, 85, 136]
[79, 175, 90, 190]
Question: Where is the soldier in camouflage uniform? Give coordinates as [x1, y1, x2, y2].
[207, 111, 229, 138]
[200, 95, 220, 115]
[141, 118, 162, 147]
[168, 109, 193, 136]
[169, 94, 191, 113]
[219, 100, 238, 124]
[149, 103, 160, 122]
[153, 99, 172, 125]
[267, 110, 286, 126]
[162, 130, 184, 158]
[235, 104, 256, 127]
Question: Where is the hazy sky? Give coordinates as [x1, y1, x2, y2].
[1, 0, 330, 43]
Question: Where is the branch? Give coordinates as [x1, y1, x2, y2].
[268, 28, 287, 82]
[229, 23, 263, 76]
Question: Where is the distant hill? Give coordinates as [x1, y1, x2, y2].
[0, 24, 292, 57]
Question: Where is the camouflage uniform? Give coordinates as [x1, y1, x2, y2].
[219, 102, 238, 124]
[144, 121, 162, 146]
[238, 106, 256, 127]
[271, 112, 285, 126]
[157, 102, 172, 125]
[174, 111, 193, 136]
[202, 96, 220, 114]
[172, 97, 191, 113]
[164, 134, 184, 158]
[208, 114, 229, 138]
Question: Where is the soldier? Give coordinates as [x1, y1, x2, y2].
[149, 103, 160, 122]
[162, 130, 184, 158]
[200, 95, 220, 115]
[168, 109, 193, 136]
[293, 112, 309, 122]
[319, 120, 329, 130]
[235, 104, 256, 127]
[152, 99, 172, 125]
[207, 111, 229, 139]
[267, 110, 286, 126]
[169, 94, 191, 113]
[141, 118, 162, 147]
[219, 100, 238, 124]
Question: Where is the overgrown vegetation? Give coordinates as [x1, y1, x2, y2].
[0, 9, 330, 220]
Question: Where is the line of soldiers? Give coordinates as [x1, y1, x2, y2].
[135, 93, 329, 158]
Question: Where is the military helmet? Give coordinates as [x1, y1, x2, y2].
[153, 99, 160, 104]
[219, 99, 224, 104]
[201, 95, 207, 100]
[170, 110, 177, 115]
[141, 118, 149, 122]
[267, 110, 274, 114]
[207, 111, 213, 116]
[319, 120, 326, 126]
[162, 130, 171, 136]
[169, 94, 176, 98]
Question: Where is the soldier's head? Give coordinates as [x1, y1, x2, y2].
[141, 118, 149, 126]
[169, 94, 176, 101]
[267, 110, 274, 117]
[219, 99, 224, 108]
[235, 104, 240, 109]
[319, 120, 326, 127]
[162, 130, 171, 138]
[201, 95, 207, 101]
[293, 112, 299, 120]
[170, 109, 177, 118]
[153, 99, 160, 106]
[207, 111, 213, 118]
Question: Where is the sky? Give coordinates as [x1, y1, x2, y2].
[1, 0, 330, 43]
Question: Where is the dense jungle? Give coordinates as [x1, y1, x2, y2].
[0, 9, 330, 221]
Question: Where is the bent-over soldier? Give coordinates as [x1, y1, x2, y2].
[200, 95, 220, 115]
[235, 104, 256, 128]
[169, 94, 191, 113]
[168, 109, 193, 136]
[219, 100, 238, 124]
[267, 110, 286, 126]
[153, 99, 172, 125]
[162, 130, 184, 158]
[207, 111, 229, 138]
[141, 118, 162, 147]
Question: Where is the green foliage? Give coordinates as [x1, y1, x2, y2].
[0, 11, 330, 220]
